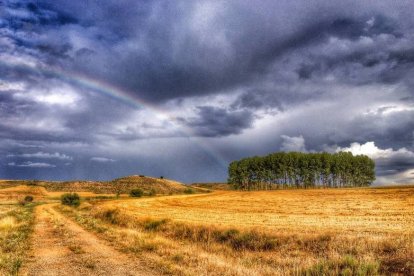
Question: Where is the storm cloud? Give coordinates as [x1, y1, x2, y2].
[1, 0, 414, 183]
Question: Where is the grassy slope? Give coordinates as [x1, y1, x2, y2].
[0, 175, 188, 195]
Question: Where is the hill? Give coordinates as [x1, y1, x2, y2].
[0, 175, 188, 195]
[107, 175, 188, 194]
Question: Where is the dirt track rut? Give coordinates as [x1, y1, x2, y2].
[21, 204, 153, 276]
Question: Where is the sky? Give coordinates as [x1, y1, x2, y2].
[1, 0, 414, 184]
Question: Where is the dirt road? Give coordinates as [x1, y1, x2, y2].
[21, 204, 154, 276]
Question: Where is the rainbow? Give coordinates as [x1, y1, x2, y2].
[1, 59, 229, 169]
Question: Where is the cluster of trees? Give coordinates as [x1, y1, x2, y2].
[228, 152, 375, 190]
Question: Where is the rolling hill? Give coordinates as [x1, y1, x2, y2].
[0, 175, 188, 195]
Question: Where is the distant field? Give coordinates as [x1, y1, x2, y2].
[190, 182, 232, 190]
[107, 187, 414, 234]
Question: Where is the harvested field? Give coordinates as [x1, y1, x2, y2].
[58, 186, 414, 275]
[105, 187, 414, 234]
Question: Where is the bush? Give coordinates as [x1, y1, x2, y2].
[19, 195, 34, 206]
[24, 195, 34, 202]
[160, 176, 164, 179]
[61, 193, 80, 207]
[183, 188, 194, 194]
[129, 189, 143, 197]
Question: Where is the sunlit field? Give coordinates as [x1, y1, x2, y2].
[57, 186, 414, 275]
[107, 187, 414, 234]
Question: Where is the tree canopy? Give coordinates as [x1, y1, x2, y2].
[228, 152, 375, 190]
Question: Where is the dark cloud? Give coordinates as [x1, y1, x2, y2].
[1, 0, 414, 183]
[180, 106, 255, 137]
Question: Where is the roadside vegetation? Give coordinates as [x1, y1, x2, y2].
[61, 193, 81, 207]
[0, 203, 35, 275]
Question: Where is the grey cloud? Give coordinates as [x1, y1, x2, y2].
[280, 135, 307, 152]
[1, 0, 414, 183]
[180, 106, 255, 137]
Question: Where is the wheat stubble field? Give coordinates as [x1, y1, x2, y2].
[107, 188, 414, 234]
[1, 183, 413, 275]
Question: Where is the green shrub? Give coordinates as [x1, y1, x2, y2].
[61, 193, 80, 207]
[129, 189, 143, 197]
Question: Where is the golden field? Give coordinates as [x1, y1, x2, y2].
[1, 183, 413, 275]
[59, 186, 414, 275]
[105, 187, 414, 234]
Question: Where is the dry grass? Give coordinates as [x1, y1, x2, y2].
[103, 187, 414, 234]
[58, 186, 414, 275]
[0, 184, 118, 202]
[190, 182, 233, 190]
[0, 204, 34, 275]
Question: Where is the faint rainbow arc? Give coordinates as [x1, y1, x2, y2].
[2, 60, 229, 169]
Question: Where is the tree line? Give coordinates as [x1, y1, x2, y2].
[228, 152, 375, 190]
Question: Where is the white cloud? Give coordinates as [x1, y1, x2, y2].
[0, 81, 25, 91]
[14, 84, 80, 107]
[336, 141, 414, 160]
[8, 161, 56, 168]
[7, 151, 73, 160]
[280, 135, 307, 152]
[336, 141, 414, 185]
[90, 157, 116, 162]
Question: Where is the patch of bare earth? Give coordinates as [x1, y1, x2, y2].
[21, 204, 155, 276]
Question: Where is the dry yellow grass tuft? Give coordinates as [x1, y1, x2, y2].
[0, 204, 34, 275]
[0, 216, 17, 230]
